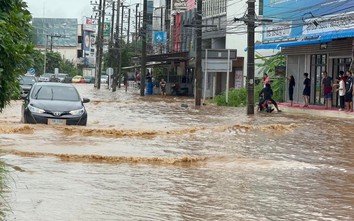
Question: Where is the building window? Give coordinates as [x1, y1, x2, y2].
[203, 0, 226, 17]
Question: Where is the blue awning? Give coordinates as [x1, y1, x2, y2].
[253, 43, 280, 50]
[251, 39, 330, 51]
[318, 29, 354, 40]
[277, 39, 332, 48]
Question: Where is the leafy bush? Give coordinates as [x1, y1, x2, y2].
[213, 78, 285, 107]
[214, 88, 247, 107]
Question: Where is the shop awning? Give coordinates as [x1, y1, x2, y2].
[276, 39, 332, 48]
[251, 39, 331, 51]
[253, 43, 280, 50]
[318, 29, 354, 40]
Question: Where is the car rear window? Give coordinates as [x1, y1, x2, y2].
[20, 76, 36, 84]
[31, 85, 80, 101]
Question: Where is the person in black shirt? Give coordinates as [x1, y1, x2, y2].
[288, 75, 295, 106]
[259, 84, 281, 112]
[345, 70, 353, 112]
[303, 73, 311, 107]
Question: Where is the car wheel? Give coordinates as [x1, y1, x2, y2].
[79, 119, 87, 126]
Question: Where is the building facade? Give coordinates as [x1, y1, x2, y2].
[31, 18, 94, 74]
[260, 0, 354, 106]
[32, 18, 80, 66]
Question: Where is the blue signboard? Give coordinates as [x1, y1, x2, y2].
[263, 0, 354, 42]
[29, 68, 35, 74]
[154, 32, 167, 44]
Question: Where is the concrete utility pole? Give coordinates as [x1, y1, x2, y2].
[97, 0, 106, 89]
[112, 0, 121, 92]
[110, 1, 115, 46]
[195, 0, 203, 106]
[127, 8, 131, 44]
[135, 4, 139, 54]
[140, 0, 147, 96]
[94, 0, 103, 89]
[246, 0, 255, 115]
[117, 2, 125, 88]
[108, 1, 116, 68]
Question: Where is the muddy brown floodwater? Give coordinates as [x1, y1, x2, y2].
[0, 84, 353, 220]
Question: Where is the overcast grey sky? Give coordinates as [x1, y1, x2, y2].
[25, 0, 142, 22]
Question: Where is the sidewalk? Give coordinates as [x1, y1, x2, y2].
[278, 102, 354, 119]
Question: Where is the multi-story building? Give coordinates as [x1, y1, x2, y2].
[32, 18, 79, 64]
[31, 18, 94, 74]
[165, 0, 277, 98]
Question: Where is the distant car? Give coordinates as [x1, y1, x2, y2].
[39, 73, 54, 82]
[19, 75, 37, 96]
[84, 75, 95, 83]
[21, 82, 90, 126]
[57, 73, 72, 83]
[72, 75, 85, 83]
[101, 75, 108, 84]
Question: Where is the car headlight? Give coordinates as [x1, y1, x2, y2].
[28, 105, 45, 114]
[69, 107, 85, 115]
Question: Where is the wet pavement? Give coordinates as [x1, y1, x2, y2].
[0, 84, 353, 220]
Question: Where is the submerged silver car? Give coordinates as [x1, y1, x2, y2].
[21, 82, 90, 126]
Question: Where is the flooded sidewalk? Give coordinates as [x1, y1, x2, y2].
[278, 102, 354, 119]
[0, 84, 353, 220]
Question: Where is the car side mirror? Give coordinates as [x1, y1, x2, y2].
[20, 93, 28, 99]
[82, 98, 90, 103]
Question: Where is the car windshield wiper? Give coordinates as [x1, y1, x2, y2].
[51, 88, 54, 100]
[34, 86, 42, 99]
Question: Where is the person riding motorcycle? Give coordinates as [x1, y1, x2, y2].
[258, 83, 282, 112]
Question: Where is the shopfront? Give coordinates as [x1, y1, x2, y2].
[259, 0, 354, 106]
[281, 38, 353, 106]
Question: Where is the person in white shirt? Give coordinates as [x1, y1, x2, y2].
[336, 71, 346, 111]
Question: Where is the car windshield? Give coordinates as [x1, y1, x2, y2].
[31, 85, 80, 101]
[58, 74, 67, 78]
[41, 73, 53, 78]
[19, 76, 36, 85]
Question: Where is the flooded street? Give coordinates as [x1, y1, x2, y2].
[0, 84, 353, 220]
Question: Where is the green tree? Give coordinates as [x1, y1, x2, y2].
[60, 59, 78, 76]
[256, 52, 286, 102]
[27, 49, 44, 76]
[213, 53, 286, 107]
[0, 0, 33, 111]
[45, 51, 61, 73]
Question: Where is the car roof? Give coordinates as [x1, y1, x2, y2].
[33, 82, 75, 88]
[19, 75, 36, 79]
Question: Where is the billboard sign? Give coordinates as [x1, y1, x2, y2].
[103, 22, 111, 37]
[83, 31, 91, 51]
[263, 0, 354, 42]
[83, 17, 96, 32]
[187, 0, 196, 10]
[172, 0, 188, 11]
